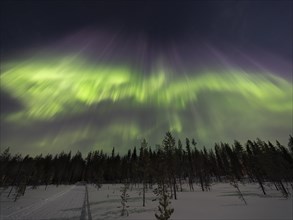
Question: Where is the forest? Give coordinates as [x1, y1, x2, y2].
[1, 132, 293, 203]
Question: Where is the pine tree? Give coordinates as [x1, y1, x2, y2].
[130, 147, 138, 183]
[139, 138, 149, 207]
[246, 140, 267, 195]
[155, 183, 174, 220]
[202, 147, 211, 191]
[120, 183, 130, 216]
[193, 147, 205, 191]
[162, 131, 177, 199]
[176, 139, 184, 192]
[185, 138, 194, 191]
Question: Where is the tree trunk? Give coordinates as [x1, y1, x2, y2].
[256, 177, 266, 195]
[279, 181, 289, 197]
[199, 173, 204, 191]
[173, 177, 177, 200]
[179, 177, 183, 192]
[143, 182, 146, 207]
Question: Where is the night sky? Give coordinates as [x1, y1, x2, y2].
[1, 0, 292, 155]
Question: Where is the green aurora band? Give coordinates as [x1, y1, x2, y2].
[1, 56, 292, 154]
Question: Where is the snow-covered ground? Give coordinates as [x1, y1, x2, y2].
[0, 184, 84, 220]
[0, 182, 292, 220]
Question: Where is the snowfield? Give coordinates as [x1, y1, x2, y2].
[0, 182, 292, 220]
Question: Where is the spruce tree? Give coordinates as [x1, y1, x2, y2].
[155, 183, 174, 220]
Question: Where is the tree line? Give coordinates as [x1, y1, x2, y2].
[1, 133, 293, 200]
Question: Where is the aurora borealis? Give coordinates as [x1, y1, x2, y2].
[1, 1, 292, 155]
